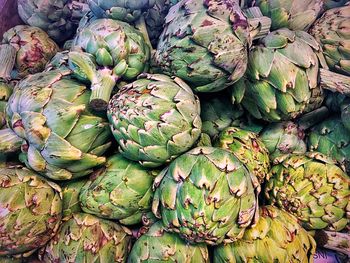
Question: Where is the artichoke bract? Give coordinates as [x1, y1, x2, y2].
[0, 167, 62, 257]
[88, 0, 155, 22]
[1, 25, 59, 78]
[60, 178, 87, 218]
[152, 147, 260, 245]
[309, 3, 350, 77]
[230, 28, 325, 122]
[323, 0, 348, 10]
[265, 152, 350, 231]
[79, 154, 158, 225]
[70, 18, 150, 111]
[18, 0, 90, 43]
[40, 213, 132, 262]
[128, 221, 209, 263]
[107, 74, 202, 168]
[216, 127, 270, 184]
[1, 70, 112, 181]
[155, 0, 251, 93]
[144, 0, 180, 47]
[308, 116, 350, 173]
[247, 0, 323, 31]
[0, 83, 13, 129]
[213, 206, 316, 263]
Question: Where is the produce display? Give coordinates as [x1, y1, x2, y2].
[0, 0, 349, 262]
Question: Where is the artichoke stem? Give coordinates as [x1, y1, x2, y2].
[134, 16, 153, 51]
[297, 106, 329, 130]
[90, 70, 117, 112]
[244, 7, 272, 40]
[314, 230, 350, 256]
[320, 68, 350, 95]
[0, 44, 16, 80]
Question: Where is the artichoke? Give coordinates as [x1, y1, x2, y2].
[70, 18, 151, 111]
[155, 0, 251, 93]
[265, 152, 350, 231]
[1, 25, 59, 78]
[128, 221, 209, 263]
[0, 83, 13, 129]
[308, 115, 350, 173]
[247, 0, 324, 31]
[216, 127, 270, 184]
[18, 0, 90, 43]
[341, 98, 350, 131]
[309, 3, 350, 76]
[88, 0, 155, 22]
[200, 94, 244, 141]
[144, 0, 179, 47]
[40, 213, 132, 262]
[0, 167, 62, 257]
[323, 0, 348, 10]
[0, 70, 112, 181]
[230, 28, 325, 122]
[107, 74, 202, 168]
[260, 107, 330, 160]
[213, 206, 316, 263]
[152, 147, 260, 245]
[79, 154, 158, 225]
[60, 178, 87, 218]
[260, 121, 307, 160]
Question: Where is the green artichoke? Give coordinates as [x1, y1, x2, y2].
[18, 0, 90, 43]
[152, 147, 260, 245]
[107, 74, 202, 168]
[128, 221, 209, 262]
[0, 83, 13, 129]
[309, 3, 350, 77]
[323, 0, 348, 10]
[88, 0, 155, 22]
[80, 154, 158, 225]
[40, 213, 132, 262]
[70, 18, 151, 111]
[260, 107, 330, 160]
[144, 0, 179, 47]
[1, 25, 59, 78]
[216, 127, 270, 184]
[155, 0, 251, 93]
[0, 70, 112, 181]
[265, 152, 350, 231]
[341, 99, 350, 131]
[0, 167, 62, 257]
[260, 121, 307, 160]
[60, 178, 87, 218]
[200, 94, 244, 141]
[308, 116, 350, 173]
[230, 28, 325, 122]
[247, 0, 324, 31]
[213, 206, 316, 263]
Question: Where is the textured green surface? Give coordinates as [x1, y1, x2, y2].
[153, 146, 260, 245]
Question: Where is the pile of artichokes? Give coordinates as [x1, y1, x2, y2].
[0, 0, 349, 262]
